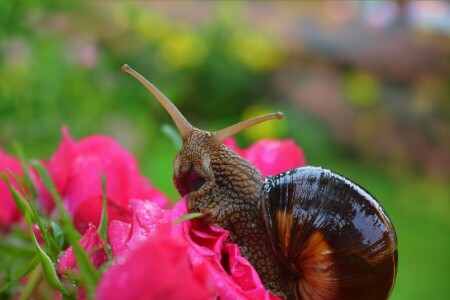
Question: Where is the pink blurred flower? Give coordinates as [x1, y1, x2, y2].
[38, 128, 168, 233]
[57, 224, 108, 276]
[106, 198, 279, 300]
[0, 149, 23, 228]
[224, 137, 306, 177]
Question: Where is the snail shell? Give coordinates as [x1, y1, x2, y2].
[263, 167, 398, 299]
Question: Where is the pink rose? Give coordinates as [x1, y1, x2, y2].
[178, 203, 278, 300]
[38, 128, 168, 233]
[106, 198, 279, 300]
[108, 200, 173, 257]
[223, 138, 306, 177]
[0, 149, 23, 228]
[97, 226, 213, 300]
[57, 224, 108, 276]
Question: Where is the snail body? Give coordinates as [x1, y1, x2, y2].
[123, 65, 398, 299]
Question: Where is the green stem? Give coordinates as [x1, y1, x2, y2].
[19, 266, 43, 300]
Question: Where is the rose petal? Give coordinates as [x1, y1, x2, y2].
[223, 137, 245, 156]
[97, 227, 213, 300]
[0, 149, 23, 228]
[189, 220, 229, 256]
[244, 139, 306, 177]
[107, 200, 176, 257]
[175, 201, 278, 300]
[57, 224, 107, 275]
[38, 128, 168, 233]
[72, 196, 132, 233]
[224, 137, 306, 177]
[107, 198, 279, 299]
[108, 221, 131, 257]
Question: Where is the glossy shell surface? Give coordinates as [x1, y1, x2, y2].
[263, 167, 398, 300]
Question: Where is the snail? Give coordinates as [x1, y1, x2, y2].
[122, 65, 398, 300]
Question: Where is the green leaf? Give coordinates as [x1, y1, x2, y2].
[18, 265, 42, 300]
[31, 161, 100, 297]
[6, 171, 60, 262]
[0, 255, 39, 294]
[65, 234, 101, 295]
[31, 161, 74, 231]
[0, 235, 35, 254]
[51, 221, 65, 250]
[174, 212, 203, 224]
[7, 171, 40, 224]
[13, 142, 37, 199]
[161, 124, 182, 149]
[25, 212, 67, 294]
[98, 174, 108, 243]
[98, 174, 112, 260]
[1, 174, 30, 217]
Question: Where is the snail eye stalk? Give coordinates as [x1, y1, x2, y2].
[122, 64, 194, 140]
[214, 112, 283, 144]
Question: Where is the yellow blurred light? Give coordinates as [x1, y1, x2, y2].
[241, 105, 287, 141]
[229, 32, 282, 71]
[343, 71, 380, 108]
[159, 32, 208, 68]
[135, 11, 171, 42]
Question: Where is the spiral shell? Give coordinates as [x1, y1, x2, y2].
[263, 167, 398, 300]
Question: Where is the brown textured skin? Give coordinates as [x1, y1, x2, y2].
[173, 129, 291, 298]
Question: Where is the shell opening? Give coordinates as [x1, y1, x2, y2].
[122, 64, 193, 140]
[214, 112, 283, 144]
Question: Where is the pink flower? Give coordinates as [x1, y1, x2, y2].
[223, 138, 306, 177]
[178, 203, 278, 300]
[57, 224, 108, 276]
[108, 200, 173, 257]
[106, 198, 279, 300]
[97, 226, 213, 300]
[38, 128, 168, 233]
[0, 149, 23, 228]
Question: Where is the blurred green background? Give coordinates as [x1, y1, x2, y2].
[1, 1, 449, 299]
